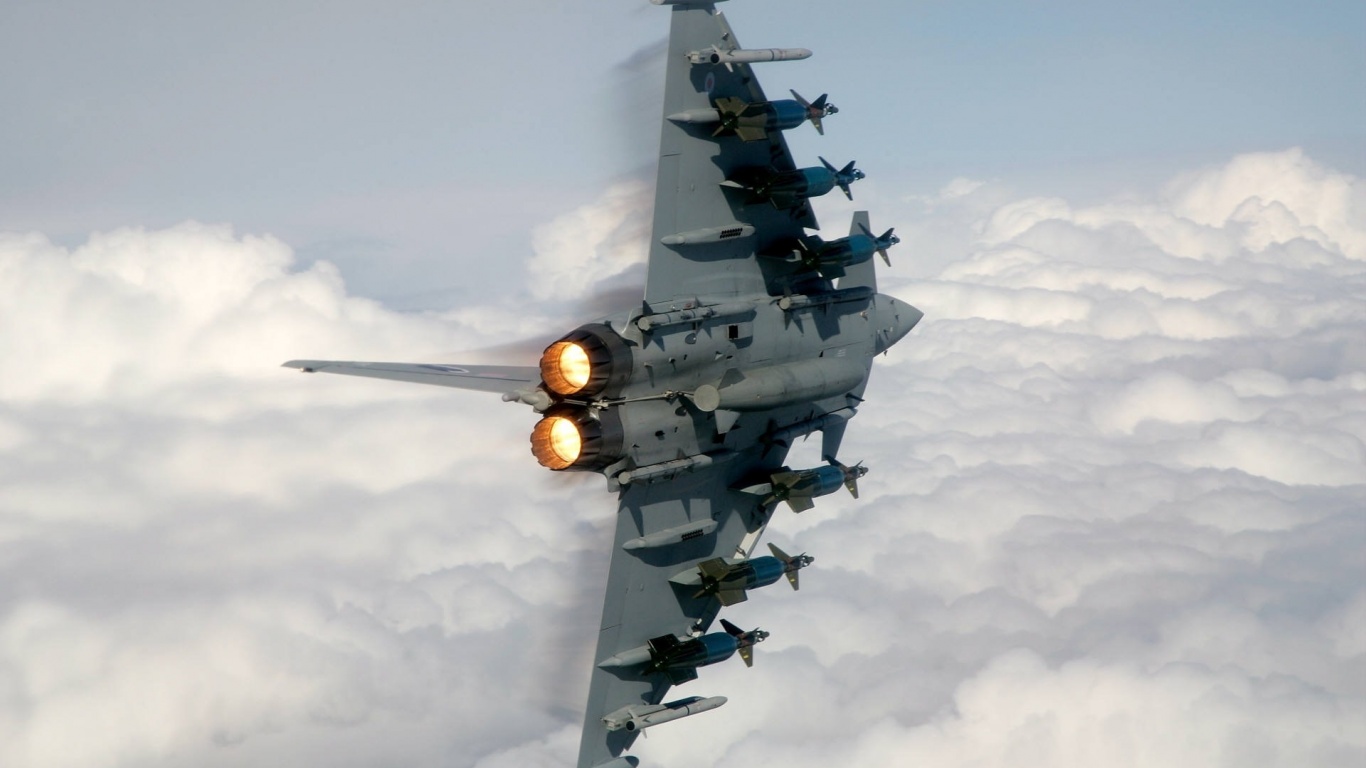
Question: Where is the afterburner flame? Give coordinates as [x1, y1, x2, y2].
[531, 415, 582, 469]
[541, 341, 592, 396]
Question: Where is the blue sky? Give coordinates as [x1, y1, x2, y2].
[3, 0, 1361, 307]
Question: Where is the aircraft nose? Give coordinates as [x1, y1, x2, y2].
[874, 295, 923, 354]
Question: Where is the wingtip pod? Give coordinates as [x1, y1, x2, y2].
[591, 759, 639, 768]
[652, 0, 728, 5]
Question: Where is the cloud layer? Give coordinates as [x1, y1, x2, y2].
[1, 149, 1362, 767]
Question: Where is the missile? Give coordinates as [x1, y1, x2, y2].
[737, 460, 868, 513]
[672, 90, 837, 141]
[667, 107, 723, 124]
[762, 408, 855, 450]
[599, 620, 769, 685]
[723, 158, 864, 210]
[672, 542, 815, 605]
[687, 46, 812, 69]
[777, 286, 875, 312]
[597, 644, 656, 670]
[602, 695, 728, 732]
[636, 300, 754, 332]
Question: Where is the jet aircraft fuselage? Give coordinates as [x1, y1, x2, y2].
[282, 4, 923, 767]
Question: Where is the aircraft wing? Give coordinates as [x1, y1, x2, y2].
[577, 452, 783, 768]
[281, 360, 539, 394]
[643, 2, 817, 306]
[577, 6, 830, 766]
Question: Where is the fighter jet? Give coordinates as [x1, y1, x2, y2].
[283, 3, 921, 768]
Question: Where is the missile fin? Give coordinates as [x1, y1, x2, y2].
[715, 408, 742, 434]
[697, 558, 730, 581]
[664, 666, 699, 685]
[717, 588, 749, 606]
[786, 495, 815, 513]
[647, 634, 681, 658]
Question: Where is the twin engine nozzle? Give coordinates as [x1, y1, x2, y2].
[529, 325, 631, 471]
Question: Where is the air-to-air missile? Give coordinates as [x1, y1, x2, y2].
[597, 619, 769, 685]
[668, 89, 838, 141]
[602, 695, 729, 733]
[670, 542, 814, 605]
[722, 157, 864, 210]
[767, 223, 900, 279]
[686, 45, 812, 69]
[737, 459, 868, 513]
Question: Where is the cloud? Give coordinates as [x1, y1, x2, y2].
[1, 148, 1363, 768]
[526, 178, 652, 304]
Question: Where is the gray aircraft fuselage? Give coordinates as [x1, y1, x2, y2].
[529, 290, 919, 484]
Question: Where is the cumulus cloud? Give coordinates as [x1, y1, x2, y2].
[526, 178, 652, 304]
[1, 148, 1363, 768]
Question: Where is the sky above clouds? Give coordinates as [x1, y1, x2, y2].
[3, 0, 1363, 305]
[2, 1, 1365, 767]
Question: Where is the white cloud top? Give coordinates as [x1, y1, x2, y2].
[0, 149, 1362, 767]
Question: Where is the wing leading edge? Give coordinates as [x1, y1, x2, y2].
[643, 3, 820, 305]
[281, 360, 539, 394]
[576, 453, 784, 768]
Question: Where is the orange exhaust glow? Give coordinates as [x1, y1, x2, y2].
[531, 415, 583, 469]
[541, 341, 592, 396]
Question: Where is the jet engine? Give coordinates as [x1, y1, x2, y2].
[539, 324, 633, 399]
[529, 406, 623, 471]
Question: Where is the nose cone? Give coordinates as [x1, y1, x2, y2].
[874, 295, 923, 354]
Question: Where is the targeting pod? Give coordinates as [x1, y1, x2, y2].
[539, 324, 633, 399]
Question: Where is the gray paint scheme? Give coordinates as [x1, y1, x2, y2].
[645, 7, 817, 305]
[280, 360, 539, 393]
[282, 4, 921, 768]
